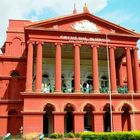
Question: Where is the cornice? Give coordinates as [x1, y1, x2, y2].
[0, 56, 27, 61]
[20, 92, 140, 99]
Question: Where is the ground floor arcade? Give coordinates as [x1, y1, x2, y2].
[21, 94, 140, 135]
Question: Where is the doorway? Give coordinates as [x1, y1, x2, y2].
[64, 104, 74, 133]
[121, 104, 131, 131]
[43, 104, 55, 135]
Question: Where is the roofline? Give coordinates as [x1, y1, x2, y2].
[25, 12, 139, 36]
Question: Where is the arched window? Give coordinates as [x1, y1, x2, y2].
[82, 75, 93, 93]
[71, 76, 74, 92]
[10, 71, 20, 78]
[42, 74, 49, 84]
[9, 71, 20, 99]
[42, 74, 52, 93]
[100, 76, 108, 88]
[62, 75, 66, 92]
[87, 76, 93, 85]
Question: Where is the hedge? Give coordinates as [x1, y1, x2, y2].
[36, 131, 140, 139]
[81, 131, 140, 140]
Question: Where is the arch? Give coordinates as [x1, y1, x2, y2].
[69, 72, 74, 78]
[83, 103, 95, 131]
[64, 103, 75, 133]
[42, 74, 52, 93]
[62, 74, 67, 93]
[102, 103, 115, 111]
[121, 103, 132, 111]
[44, 72, 51, 77]
[121, 103, 132, 131]
[117, 102, 134, 112]
[8, 109, 18, 115]
[62, 73, 67, 79]
[10, 70, 20, 77]
[85, 72, 92, 78]
[43, 103, 56, 112]
[103, 103, 112, 132]
[12, 36, 22, 42]
[100, 75, 108, 88]
[99, 73, 108, 79]
[43, 103, 55, 135]
[82, 103, 95, 111]
[9, 71, 20, 99]
[11, 37, 22, 56]
[63, 103, 76, 111]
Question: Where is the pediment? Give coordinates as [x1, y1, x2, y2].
[26, 13, 138, 36]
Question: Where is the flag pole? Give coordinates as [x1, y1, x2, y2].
[106, 33, 113, 132]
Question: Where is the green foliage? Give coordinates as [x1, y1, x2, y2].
[49, 133, 63, 139]
[74, 132, 81, 138]
[64, 132, 75, 138]
[81, 131, 140, 140]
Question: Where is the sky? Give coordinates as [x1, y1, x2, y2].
[0, 0, 140, 56]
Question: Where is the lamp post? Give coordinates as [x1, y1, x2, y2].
[106, 33, 113, 132]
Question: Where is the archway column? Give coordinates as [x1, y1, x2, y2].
[92, 45, 99, 93]
[134, 112, 140, 130]
[55, 43, 62, 92]
[74, 44, 81, 93]
[0, 116, 8, 136]
[36, 42, 43, 92]
[126, 48, 134, 93]
[109, 46, 117, 93]
[94, 112, 104, 132]
[73, 112, 84, 132]
[26, 41, 33, 91]
[53, 112, 65, 133]
[22, 111, 44, 135]
[133, 48, 140, 93]
[113, 111, 122, 131]
[130, 111, 136, 131]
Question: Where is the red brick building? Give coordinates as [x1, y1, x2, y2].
[0, 5, 140, 136]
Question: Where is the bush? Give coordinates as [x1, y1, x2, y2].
[49, 133, 63, 139]
[81, 131, 140, 140]
[74, 132, 82, 138]
[64, 132, 75, 138]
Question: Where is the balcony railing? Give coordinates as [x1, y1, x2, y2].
[41, 84, 128, 94]
[117, 86, 128, 94]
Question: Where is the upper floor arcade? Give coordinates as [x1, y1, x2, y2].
[25, 40, 140, 94]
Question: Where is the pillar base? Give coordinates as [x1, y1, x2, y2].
[111, 90, 117, 93]
[25, 89, 32, 92]
[55, 90, 62, 93]
[35, 89, 42, 92]
[128, 90, 134, 93]
[94, 90, 99, 93]
[74, 90, 81, 93]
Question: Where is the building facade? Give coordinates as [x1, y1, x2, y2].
[0, 6, 140, 136]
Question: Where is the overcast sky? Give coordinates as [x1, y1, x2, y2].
[0, 0, 140, 56]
